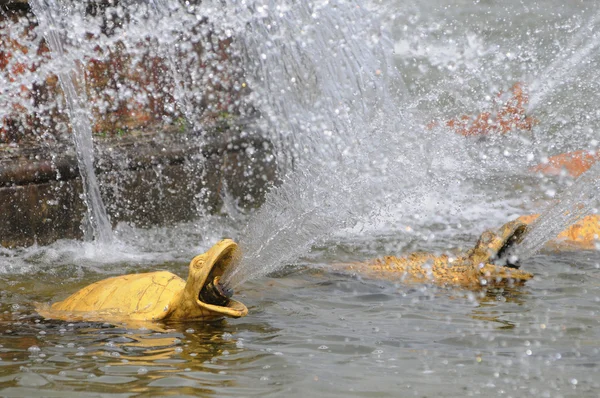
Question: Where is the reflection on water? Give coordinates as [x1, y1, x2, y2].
[469, 288, 528, 330]
[0, 306, 280, 396]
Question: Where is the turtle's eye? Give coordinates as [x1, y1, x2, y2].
[192, 257, 205, 270]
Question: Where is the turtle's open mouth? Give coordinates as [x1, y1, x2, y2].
[194, 240, 248, 318]
[493, 223, 528, 268]
[199, 276, 233, 306]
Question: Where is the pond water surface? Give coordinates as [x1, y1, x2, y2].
[1, 218, 599, 397]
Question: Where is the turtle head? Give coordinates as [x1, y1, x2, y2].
[468, 220, 529, 268]
[178, 239, 248, 320]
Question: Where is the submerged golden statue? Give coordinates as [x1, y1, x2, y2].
[339, 214, 600, 287]
[37, 239, 247, 324]
[338, 219, 533, 288]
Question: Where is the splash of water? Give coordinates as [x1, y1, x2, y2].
[30, 0, 113, 243]
[528, 11, 600, 112]
[9, 0, 598, 279]
[214, 0, 403, 287]
[146, 0, 194, 125]
[0, 216, 240, 276]
[505, 160, 600, 263]
[217, 0, 518, 288]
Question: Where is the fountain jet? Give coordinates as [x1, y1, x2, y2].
[30, 0, 113, 243]
[502, 161, 600, 263]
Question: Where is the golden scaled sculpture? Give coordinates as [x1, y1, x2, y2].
[339, 220, 533, 288]
[37, 239, 248, 324]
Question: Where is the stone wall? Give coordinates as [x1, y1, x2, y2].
[0, 127, 278, 247]
[0, 0, 277, 247]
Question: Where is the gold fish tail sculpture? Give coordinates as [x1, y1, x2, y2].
[339, 220, 533, 288]
[37, 239, 248, 324]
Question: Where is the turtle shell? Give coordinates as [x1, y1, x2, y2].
[37, 239, 248, 325]
[40, 271, 186, 322]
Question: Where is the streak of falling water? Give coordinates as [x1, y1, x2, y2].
[504, 160, 600, 263]
[30, 0, 113, 243]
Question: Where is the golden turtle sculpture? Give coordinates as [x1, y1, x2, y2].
[37, 239, 247, 324]
[338, 219, 533, 288]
